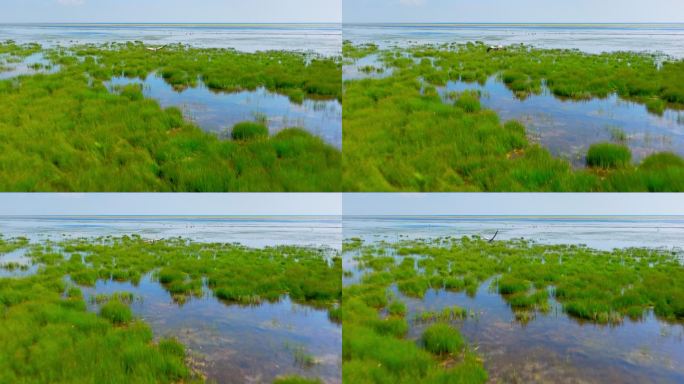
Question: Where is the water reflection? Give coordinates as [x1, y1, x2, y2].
[0, 52, 60, 80]
[400, 282, 684, 384]
[78, 274, 341, 384]
[0, 248, 36, 278]
[343, 24, 684, 58]
[107, 74, 342, 148]
[343, 217, 684, 383]
[440, 77, 684, 165]
[0, 24, 342, 56]
[343, 54, 393, 81]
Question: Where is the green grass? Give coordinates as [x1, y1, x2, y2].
[421, 323, 465, 355]
[347, 236, 684, 325]
[1, 236, 342, 383]
[343, 42, 684, 191]
[273, 376, 323, 384]
[342, 235, 684, 383]
[99, 298, 133, 325]
[0, 42, 341, 191]
[0, 276, 198, 383]
[231, 121, 269, 140]
[586, 142, 632, 169]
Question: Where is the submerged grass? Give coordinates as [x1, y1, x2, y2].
[0, 42, 341, 191]
[1, 236, 341, 383]
[343, 42, 684, 191]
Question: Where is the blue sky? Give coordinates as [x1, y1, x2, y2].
[344, 0, 684, 23]
[0, 0, 341, 23]
[0, 194, 342, 216]
[0, 193, 682, 216]
[343, 194, 684, 216]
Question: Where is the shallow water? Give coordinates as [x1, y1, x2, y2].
[0, 23, 342, 56]
[0, 216, 342, 249]
[344, 217, 684, 383]
[78, 274, 341, 384]
[440, 77, 684, 165]
[0, 248, 36, 278]
[399, 282, 684, 384]
[344, 23, 684, 58]
[0, 52, 60, 80]
[0, 216, 342, 383]
[344, 216, 684, 251]
[342, 54, 393, 81]
[107, 74, 342, 147]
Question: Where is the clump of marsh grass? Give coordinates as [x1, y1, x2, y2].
[231, 121, 269, 141]
[586, 142, 632, 169]
[421, 323, 465, 355]
[99, 298, 133, 325]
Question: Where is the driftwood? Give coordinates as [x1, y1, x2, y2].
[487, 230, 499, 243]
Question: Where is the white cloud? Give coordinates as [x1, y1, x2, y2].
[399, 0, 426, 5]
[56, 0, 85, 5]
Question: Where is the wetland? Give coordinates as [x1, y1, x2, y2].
[342, 217, 684, 383]
[0, 29, 341, 191]
[0, 216, 342, 384]
[342, 35, 684, 191]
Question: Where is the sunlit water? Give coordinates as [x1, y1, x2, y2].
[0, 216, 342, 383]
[344, 216, 684, 383]
[343, 26, 684, 165]
[440, 77, 684, 165]
[107, 74, 342, 147]
[0, 52, 59, 80]
[0, 23, 342, 56]
[344, 23, 684, 58]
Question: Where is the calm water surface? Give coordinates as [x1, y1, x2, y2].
[344, 216, 684, 383]
[440, 77, 684, 165]
[344, 23, 684, 58]
[344, 24, 684, 163]
[0, 216, 342, 383]
[108, 74, 342, 147]
[0, 23, 342, 56]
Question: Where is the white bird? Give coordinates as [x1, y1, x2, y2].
[146, 44, 168, 52]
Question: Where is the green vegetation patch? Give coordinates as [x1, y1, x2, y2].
[342, 235, 684, 382]
[0, 42, 341, 191]
[231, 121, 269, 141]
[1, 236, 342, 383]
[586, 142, 632, 169]
[343, 42, 684, 191]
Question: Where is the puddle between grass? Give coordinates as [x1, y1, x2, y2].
[395, 280, 684, 384]
[0, 248, 37, 278]
[76, 274, 342, 384]
[343, 54, 394, 81]
[107, 74, 342, 148]
[343, 240, 684, 384]
[439, 76, 684, 167]
[0, 52, 60, 80]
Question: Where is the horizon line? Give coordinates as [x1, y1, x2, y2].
[1, 214, 683, 218]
